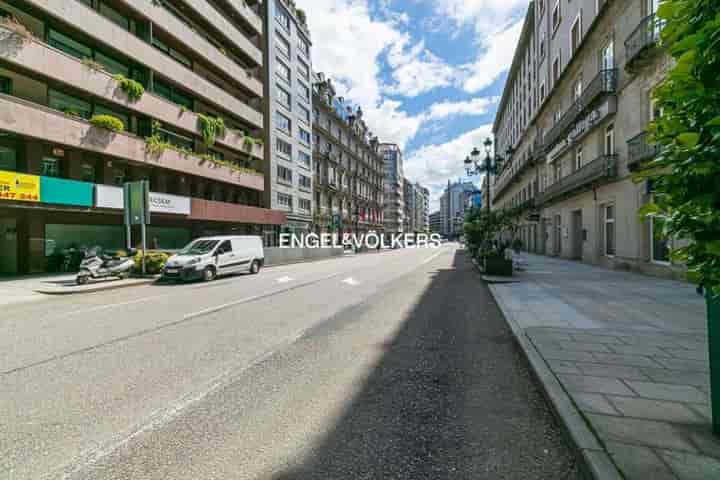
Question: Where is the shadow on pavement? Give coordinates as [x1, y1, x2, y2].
[272, 249, 579, 479]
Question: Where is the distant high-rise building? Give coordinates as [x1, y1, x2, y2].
[439, 180, 475, 238]
[429, 211, 443, 235]
[380, 143, 403, 233]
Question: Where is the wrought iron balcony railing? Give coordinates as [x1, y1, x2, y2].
[627, 131, 660, 170]
[625, 14, 663, 68]
[539, 155, 618, 206]
[543, 69, 618, 150]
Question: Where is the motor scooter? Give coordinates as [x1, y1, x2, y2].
[76, 248, 134, 285]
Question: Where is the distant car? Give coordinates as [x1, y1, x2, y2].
[162, 235, 264, 282]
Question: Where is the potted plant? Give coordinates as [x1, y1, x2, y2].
[635, 0, 720, 434]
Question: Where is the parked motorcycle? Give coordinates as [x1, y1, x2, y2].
[76, 248, 135, 285]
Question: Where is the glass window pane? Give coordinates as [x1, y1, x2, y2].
[45, 224, 125, 257]
[99, 2, 130, 31]
[95, 51, 129, 76]
[0, 146, 17, 171]
[48, 29, 92, 60]
[41, 157, 60, 177]
[0, 76, 11, 95]
[49, 89, 92, 118]
[147, 227, 191, 250]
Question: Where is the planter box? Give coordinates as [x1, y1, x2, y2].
[483, 256, 513, 276]
[708, 291, 720, 434]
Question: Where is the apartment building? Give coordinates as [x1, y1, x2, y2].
[263, 0, 313, 235]
[440, 180, 475, 239]
[311, 73, 384, 235]
[492, 0, 676, 278]
[429, 210, 442, 235]
[0, 0, 285, 275]
[380, 143, 403, 234]
[403, 180, 429, 233]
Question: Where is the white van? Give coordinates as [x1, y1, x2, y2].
[162, 236, 264, 282]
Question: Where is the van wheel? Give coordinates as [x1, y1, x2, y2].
[250, 260, 261, 275]
[203, 266, 217, 282]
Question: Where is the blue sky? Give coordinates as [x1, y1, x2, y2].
[297, 0, 529, 209]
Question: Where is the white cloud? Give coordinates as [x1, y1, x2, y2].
[384, 36, 458, 97]
[404, 124, 493, 210]
[460, 20, 524, 93]
[425, 96, 499, 121]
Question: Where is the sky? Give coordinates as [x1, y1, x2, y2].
[297, 0, 529, 211]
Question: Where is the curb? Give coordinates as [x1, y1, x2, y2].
[471, 259, 623, 480]
[34, 278, 157, 295]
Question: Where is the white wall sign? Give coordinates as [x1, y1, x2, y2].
[95, 185, 190, 215]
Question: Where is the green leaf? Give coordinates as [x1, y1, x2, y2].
[707, 241, 720, 257]
[677, 132, 700, 147]
[707, 116, 720, 127]
[638, 203, 661, 218]
[656, 2, 678, 20]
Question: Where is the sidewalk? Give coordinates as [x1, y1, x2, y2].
[488, 253, 719, 479]
[0, 273, 155, 304]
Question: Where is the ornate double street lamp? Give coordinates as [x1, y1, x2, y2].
[464, 138, 504, 213]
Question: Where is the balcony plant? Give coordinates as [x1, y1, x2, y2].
[0, 15, 33, 43]
[634, 0, 720, 434]
[81, 57, 104, 71]
[89, 114, 124, 133]
[197, 113, 225, 147]
[113, 74, 144, 102]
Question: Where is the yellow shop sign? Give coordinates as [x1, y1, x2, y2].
[0, 170, 40, 202]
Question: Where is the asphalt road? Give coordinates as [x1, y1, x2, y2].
[1, 245, 579, 479]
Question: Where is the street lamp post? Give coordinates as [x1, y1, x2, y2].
[464, 137, 504, 213]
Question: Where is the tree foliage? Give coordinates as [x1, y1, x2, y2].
[637, 0, 720, 293]
[464, 207, 523, 258]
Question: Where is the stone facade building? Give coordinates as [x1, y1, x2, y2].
[492, 0, 677, 278]
[311, 73, 384, 235]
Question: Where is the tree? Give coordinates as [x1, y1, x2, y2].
[637, 0, 720, 294]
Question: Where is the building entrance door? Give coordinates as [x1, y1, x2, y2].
[571, 210, 583, 260]
[553, 215, 562, 256]
[0, 217, 18, 274]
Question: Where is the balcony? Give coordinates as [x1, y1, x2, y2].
[538, 155, 617, 206]
[543, 69, 618, 150]
[26, 0, 263, 125]
[627, 131, 660, 170]
[0, 94, 264, 191]
[0, 30, 263, 160]
[625, 14, 663, 69]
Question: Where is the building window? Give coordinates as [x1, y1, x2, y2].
[298, 36, 309, 57]
[299, 150, 311, 168]
[539, 31, 546, 59]
[0, 145, 16, 171]
[275, 2, 290, 30]
[81, 162, 95, 182]
[0, 76, 10, 95]
[552, 53, 561, 84]
[299, 128, 311, 145]
[277, 192, 293, 210]
[275, 110, 291, 134]
[297, 81, 310, 102]
[297, 57, 310, 80]
[604, 204, 616, 256]
[275, 138, 292, 158]
[151, 36, 192, 68]
[600, 40, 615, 70]
[277, 165, 293, 184]
[299, 174, 311, 190]
[276, 83, 291, 110]
[275, 31, 290, 59]
[153, 79, 194, 110]
[571, 14, 582, 55]
[276, 58, 291, 84]
[298, 104, 310, 124]
[575, 145, 583, 171]
[41, 157, 60, 177]
[605, 123, 615, 155]
[299, 198, 311, 212]
[552, 0, 561, 32]
[540, 82, 546, 101]
[48, 89, 92, 119]
[48, 29, 92, 60]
